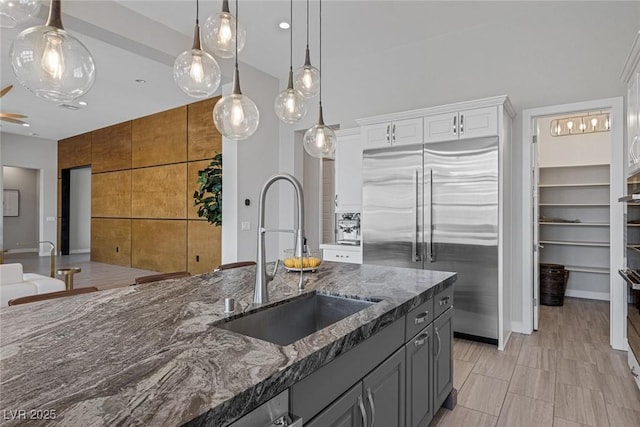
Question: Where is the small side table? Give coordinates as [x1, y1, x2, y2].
[57, 267, 81, 290]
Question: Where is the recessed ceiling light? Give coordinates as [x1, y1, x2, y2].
[22, 123, 30, 127]
[279, 21, 290, 30]
[135, 79, 146, 84]
[78, 101, 87, 106]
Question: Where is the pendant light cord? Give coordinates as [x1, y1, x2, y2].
[235, 0, 239, 70]
[196, 0, 199, 25]
[289, 0, 293, 70]
[319, 0, 322, 103]
[306, 0, 309, 49]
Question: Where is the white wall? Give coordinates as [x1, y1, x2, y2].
[2, 166, 39, 251]
[1, 133, 58, 256]
[221, 64, 281, 264]
[277, 2, 640, 327]
[69, 166, 91, 253]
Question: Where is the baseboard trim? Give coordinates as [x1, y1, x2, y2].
[70, 249, 90, 254]
[564, 289, 610, 301]
[7, 248, 38, 254]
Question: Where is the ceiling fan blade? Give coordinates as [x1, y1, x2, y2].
[0, 116, 27, 125]
[0, 85, 13, 98]
[0, 113, 28, 119]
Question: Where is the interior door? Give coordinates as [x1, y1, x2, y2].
[532, 124, 541, 330]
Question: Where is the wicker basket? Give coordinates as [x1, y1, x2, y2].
[540, 263, 568, 306]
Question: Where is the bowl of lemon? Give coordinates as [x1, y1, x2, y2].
[282, 248, 323, 272]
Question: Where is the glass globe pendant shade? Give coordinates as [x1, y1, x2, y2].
[173, 49, 220, 98]
[10, 25, 95, 102]
[203, 10, 245, 59]
[294, 48, 320, 98]
[275, 71, 306, 124]
[303, 106, 336, 158]
[0, 0, 41, 28]
[214, 93, 259, 140]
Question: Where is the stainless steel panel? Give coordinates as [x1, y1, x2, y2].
[424, 137, 499, 340]
[363, 145, 423, 269]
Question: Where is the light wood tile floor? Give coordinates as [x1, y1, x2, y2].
[431, 298, 640, 427]
[4, 253, 159, 290]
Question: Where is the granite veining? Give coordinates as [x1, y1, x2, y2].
[0, 262, 456, 426]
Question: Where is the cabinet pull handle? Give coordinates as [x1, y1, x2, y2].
[633, 366, 639, 378]
[392, 124, 396, 143]
[453, 116, 457, 135]
[439, 296, 451, 306]
[334, 194, 338, 208]
[414, 332, 429, 347]
[414, 311, 429, 324]
[386, 124, 390, 144]
[460, 114, 464, 134]
[366, 387, 375, 427]
[435, 327, 441, 360]
[358, 396, 368, 427]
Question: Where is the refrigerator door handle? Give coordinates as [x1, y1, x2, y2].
[412, 169, 420, 262]
[427, 168, 434, 262]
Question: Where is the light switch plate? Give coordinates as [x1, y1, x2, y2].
[241, 221, 251, 231]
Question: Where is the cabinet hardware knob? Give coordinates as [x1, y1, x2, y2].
[358, 396, 368, 427]
[460, 114, 464, 134]
[453, 116, 457, 135]
[435, 327, 441, 359]
[414, 332, 429, 347]
[440, 296, 451, 306]
[386, 124, 390, 144]
[366, 388, 376, 427]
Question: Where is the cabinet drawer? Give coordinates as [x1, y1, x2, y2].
[434, 286, 453, 319]
[323, 249, 362, 264]
[405, 298, 434, 342]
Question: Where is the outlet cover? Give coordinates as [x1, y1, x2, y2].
[241, 221, 251, 231]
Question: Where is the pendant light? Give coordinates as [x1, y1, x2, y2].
[213, 0, 259, 140]
[303, 0, 336, 158]
[274, 0, 306, 124]
[203, 0, 245, 59]
[294, 0, 320, 98]
[10, 0, 95, 102]
[174, 0, 221, 98]
[0, 0, 40, 29]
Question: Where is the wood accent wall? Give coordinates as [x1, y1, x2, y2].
[58, 97, 222, 275]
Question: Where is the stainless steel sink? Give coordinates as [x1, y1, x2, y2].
[217, 293, 377, 346]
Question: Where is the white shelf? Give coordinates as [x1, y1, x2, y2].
[539, 183, 609, 188]
[539, 222, 609, 227]
[565, 265, 609, 274]
[540, 240, 609, 247]
[539, 203, 609, 207]
[539, 163, 610, 169]
[628, 224, 640, 227]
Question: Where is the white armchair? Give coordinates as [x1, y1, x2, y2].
[0, 263, 66, 307]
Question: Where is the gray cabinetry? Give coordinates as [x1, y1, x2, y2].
[405, 324, 433, 427]
[434, 307, 453, 409]
[305, 383, 365, 427]
[363, 347, 406, 427]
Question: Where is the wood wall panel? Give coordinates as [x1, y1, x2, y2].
[91, 218, 131, 267]
[132, 220, 186, 272]
[187, 221, 221, 274]
[91, 170, 131, 218]
[92, 122, 132, 173]
[131, 106, 187, 168]
[58, 133, 91, 177]
[131, 164, 186, 219]
[187, 160, 211, 220]
[188, 97, 221, 161]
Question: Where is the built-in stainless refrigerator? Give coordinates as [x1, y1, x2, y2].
[362, 137, 499, 343]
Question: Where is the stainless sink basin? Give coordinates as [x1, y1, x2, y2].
[217, 293, 377, 346]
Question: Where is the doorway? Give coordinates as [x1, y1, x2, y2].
[522, 97, 625, 350]
[2, 166, 39, 252]
[60, 166, 91, 255]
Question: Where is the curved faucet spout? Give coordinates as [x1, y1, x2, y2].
[255, 173, 306, 304]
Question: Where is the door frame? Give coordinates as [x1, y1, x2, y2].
[521, 97, 625, 350]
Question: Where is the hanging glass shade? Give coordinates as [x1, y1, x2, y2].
[0, 0, 41, 29]
[202, 0, 245, 59]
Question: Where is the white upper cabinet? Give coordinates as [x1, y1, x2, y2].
[424, 106, 498, 143]
[622, 31, 640, 177]
[362, 117, 423, 150]
[335, 129, 363, 212]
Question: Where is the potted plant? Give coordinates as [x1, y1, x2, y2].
[193, 152, 222, 226]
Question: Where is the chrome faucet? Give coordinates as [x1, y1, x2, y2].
[255, 173, 305, 304]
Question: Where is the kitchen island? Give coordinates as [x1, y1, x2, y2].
[0, 262, 456, 426]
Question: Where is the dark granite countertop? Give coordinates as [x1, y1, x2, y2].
[0, 262, 456, 426]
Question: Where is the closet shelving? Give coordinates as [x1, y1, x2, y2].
[538, 164, 611, 285]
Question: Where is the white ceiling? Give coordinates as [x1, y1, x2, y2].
[0, 1, 623, 141]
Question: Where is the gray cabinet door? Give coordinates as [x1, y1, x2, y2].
[405, 324, 433, 427]
[305, 383, 366, 427]
[434, 308, 453, 410]
[363, 347, 405, 427]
